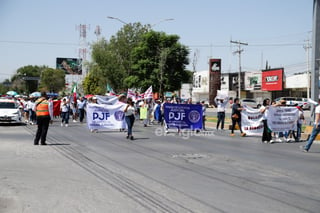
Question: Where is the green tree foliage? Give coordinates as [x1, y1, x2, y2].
[82, 64, 106, 95]
[90, 23, 151, 93]
[130, 31, 190, 94]
[89, 23, 190, 95]
[39, 68, 65, 93]
[11, 65, 43, 94]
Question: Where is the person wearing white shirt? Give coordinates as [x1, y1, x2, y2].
[214, 96, 228, 130]
[301, 100, 320, 152]
[260, 98, 272, 143]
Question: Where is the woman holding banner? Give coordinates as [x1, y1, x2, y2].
[230, 98, 246, 137]
[124, 97, 136, 140]
[260, 98, 272, 143]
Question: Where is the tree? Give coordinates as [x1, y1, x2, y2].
[39, 68, 65, 93]
[11, 65, 43, 94]
[129, 31, 190, 94]
[90, 23, 150, 93]
[82, 64, 106, 95]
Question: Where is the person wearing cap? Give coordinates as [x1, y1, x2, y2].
[301, 99, 320, 152]
[33, 92, 53, 145]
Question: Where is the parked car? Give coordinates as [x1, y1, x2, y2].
[274, 97, 310, 110]
[0, 98, 22, 123]
[274, 97, 298, 106]
[240, 98, 259, 108]
[295, 97, 311, 110]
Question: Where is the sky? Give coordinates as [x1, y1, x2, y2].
[0, 0, 313, 82]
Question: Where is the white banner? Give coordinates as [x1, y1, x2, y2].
[241, 106, 264, 136]
[86, 103, 127, 130]
[267, 106, 298, 132]
[96, 95, 119, 105]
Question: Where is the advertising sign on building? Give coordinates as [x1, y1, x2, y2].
[245, 72, 262, 90]
[56, 57, 82, 75]
[220, 74, 229, 91]
[209, 59, 221, 105]
[261, 68, 283, 91]
[285, 73, 308, 88]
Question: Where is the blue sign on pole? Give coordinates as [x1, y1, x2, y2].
[163, 103, 203, 130]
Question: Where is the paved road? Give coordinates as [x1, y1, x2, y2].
[0, 119, 319, 213]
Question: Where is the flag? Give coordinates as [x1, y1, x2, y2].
[72, 83, 77, 103]
[127, 88, 137, 101]
[106, 83, 116, 96]
[144, 86, 153, 99]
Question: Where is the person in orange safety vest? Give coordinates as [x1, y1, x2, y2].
[33, 92, 53, 145]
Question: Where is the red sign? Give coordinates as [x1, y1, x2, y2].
[261, 68, 283, 91]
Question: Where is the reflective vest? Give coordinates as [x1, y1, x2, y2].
[36, 100, 50, 117]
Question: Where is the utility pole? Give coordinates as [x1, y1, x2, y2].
[311, 0, 320, 110]
[230, 40, 248, 99]
[303, 38, 312, 99]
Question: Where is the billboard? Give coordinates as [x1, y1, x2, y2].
[261, 68, 283, 91]
[245, 72, 261, 90]
[56, 58, 82, 75]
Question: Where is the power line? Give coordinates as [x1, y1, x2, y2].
[0, 40, 77, 46]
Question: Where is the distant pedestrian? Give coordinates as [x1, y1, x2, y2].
[77, 97, 86, 122]
[293, 105, 304, 142]
[199, 101, 206, 130]
[301, 99, 320, 152]
[230, 98, 246, 137]
[60, 98, 70, 127]
[34, 92, 53, 145]
[124, 97, 136, 140]
[214, 96, 228, 130]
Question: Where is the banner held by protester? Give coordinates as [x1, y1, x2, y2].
[241, 105, 264, 136]
[267, 106, 298, 132]
[164, 103, 202, 129]
[86, 103, 127, 130]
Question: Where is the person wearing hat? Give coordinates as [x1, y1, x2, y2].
[301, 99, 320, 152]
[33, 92, 53, 145]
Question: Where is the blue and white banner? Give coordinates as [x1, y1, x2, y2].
[86, 103, 127, 130]
[164, 103, 203, 129]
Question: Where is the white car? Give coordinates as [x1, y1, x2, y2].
[0, 98, 22, 123]
[240, 98, 259, 108]
[295, 97, 311, 110]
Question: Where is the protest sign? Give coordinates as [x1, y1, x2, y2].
[267, 106, 298, 132]
[163, 103, 202, 129]
[86, 103, 127, 130]
[140, 107, 148, 120]
[241, 106, 264, 136]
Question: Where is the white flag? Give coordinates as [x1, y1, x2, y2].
[144, 86, 153, 99]
[127, 88, 137, 101]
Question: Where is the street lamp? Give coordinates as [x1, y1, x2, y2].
[151, 18, 174, 27]
[107, 16, 174, 28]
[107, 16, 128, 25]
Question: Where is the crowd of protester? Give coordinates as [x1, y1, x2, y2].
[4, 92, 319, 152]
